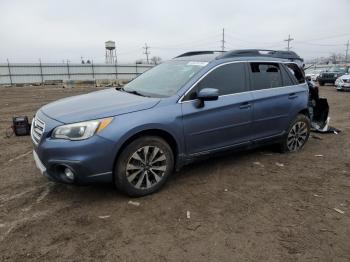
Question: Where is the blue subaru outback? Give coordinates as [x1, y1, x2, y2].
[32, 49, 310, 196]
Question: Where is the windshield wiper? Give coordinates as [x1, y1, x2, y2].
[115, 86, 149, 97]
[125, 90, 149, 97]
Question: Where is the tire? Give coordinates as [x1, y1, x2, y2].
[114, 136, 174, 197]
[318, 81, 324, 86]
[280, 114, 310, 153]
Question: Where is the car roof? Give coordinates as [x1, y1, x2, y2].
[173, 49, 304, 65]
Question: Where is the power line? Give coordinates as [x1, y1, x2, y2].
[300, 32, 350, 43]
[284, 34, 294, 51]
[151, 33, 221, 50]
[143, 43, 150, 64]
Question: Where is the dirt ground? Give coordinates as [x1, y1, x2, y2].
[0, 85, 349, 262]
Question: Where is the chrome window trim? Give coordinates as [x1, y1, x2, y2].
[177, 60, 303, 104]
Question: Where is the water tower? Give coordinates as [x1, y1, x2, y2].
[105, 41, 116, 64]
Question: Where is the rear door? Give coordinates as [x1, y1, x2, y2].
[248, 62, 298, 141]
[181, 62, 253, 155]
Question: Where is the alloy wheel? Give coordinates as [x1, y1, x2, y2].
[126, 146, 167, 189]
[287, 121, 308, 151]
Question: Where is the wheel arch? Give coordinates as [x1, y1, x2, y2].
[298, 108, 310, 118]
[113, 128, 180, 176]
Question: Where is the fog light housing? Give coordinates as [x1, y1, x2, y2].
[64, 167, 75, 180]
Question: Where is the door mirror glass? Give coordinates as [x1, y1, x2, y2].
[197, 88, 219, 101]
[195, 88, 219, 108]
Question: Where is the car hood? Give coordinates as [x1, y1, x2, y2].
[339, 74, 350, 80]
[40, 88, 160, 123]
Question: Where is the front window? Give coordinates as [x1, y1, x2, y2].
[184, 62, 247, 100]
[123, 61, 207, 98]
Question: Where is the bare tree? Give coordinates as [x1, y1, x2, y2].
[150, 56, 162, 65]
[135, 59, 143, 64]
[329, 53, 345, 64]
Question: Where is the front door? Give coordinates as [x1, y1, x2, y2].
[181, 62, 253, 155]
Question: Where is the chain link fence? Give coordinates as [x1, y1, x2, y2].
[0, 61, 153, 85]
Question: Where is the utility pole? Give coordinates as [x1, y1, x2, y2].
[284, 34, 294, 51]
[221, 28, 225, 52]
[143, 43, 150, 64]
[345, 40, 349, 62]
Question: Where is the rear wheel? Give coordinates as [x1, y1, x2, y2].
[280, 114, 310, 153]
[115, 136, 174, 197]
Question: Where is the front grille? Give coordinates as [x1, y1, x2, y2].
[322, 73, 334, 78]
[31, 117, 45, 145]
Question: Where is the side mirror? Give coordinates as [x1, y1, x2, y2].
[196, 88, 219, 108]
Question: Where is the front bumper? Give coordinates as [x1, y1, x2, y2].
[33, 150, 46, 175]
[318, 77, 337, 83]
[335, 82, 350, 90]
[32, 110, 115, 185]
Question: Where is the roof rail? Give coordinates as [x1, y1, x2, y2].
[217, 49, 304, 62]
[175, 50, 224, 58]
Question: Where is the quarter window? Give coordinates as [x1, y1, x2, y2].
[249, 63, 282, 90]
[280, 66, 295, 86]
[184, 63, 247, 100]
[286, 63, 305, 84]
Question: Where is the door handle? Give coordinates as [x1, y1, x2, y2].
[239, 102, 251, 109]
[288, 93, 298, 99]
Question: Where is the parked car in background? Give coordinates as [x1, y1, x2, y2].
[318, 66, 350, 86]
[335, 74, 350, 91]
[305, 68, 323, 81]
[31, 49, 311, 196]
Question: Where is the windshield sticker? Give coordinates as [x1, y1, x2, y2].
[187, 61, 208, 67]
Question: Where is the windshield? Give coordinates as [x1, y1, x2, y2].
[305, 68, 323, 74]
[123, 60, 207, 98]
[328, 66, 347, 72]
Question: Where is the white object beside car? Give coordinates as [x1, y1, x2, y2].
[335, 74, 350, 91]
[305, 69, 322, 81]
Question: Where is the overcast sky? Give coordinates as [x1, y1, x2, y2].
[0, 0, 349, 63]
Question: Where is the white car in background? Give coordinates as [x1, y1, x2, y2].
[335, 74, 350, 91]
[305, 69, 323, 81]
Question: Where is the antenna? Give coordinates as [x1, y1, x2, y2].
[143, 43, 150, 64]
[221, 28, 226, 52]
[284, 34, 294, 51]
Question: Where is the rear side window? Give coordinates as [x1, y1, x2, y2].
[249, 63, 282, 90]
[286, 63, 305, 84]
[184, 62, 247, 100]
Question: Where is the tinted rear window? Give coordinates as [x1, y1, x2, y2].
[249, 63, 282, 90]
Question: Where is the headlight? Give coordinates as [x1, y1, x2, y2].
[334, 74, 338, 78]
[52, 117, 113, 140]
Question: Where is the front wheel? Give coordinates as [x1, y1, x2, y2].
[115, 136, 174, 197]
[280, 114, 310, 153]
[318, 81, 325, 86]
